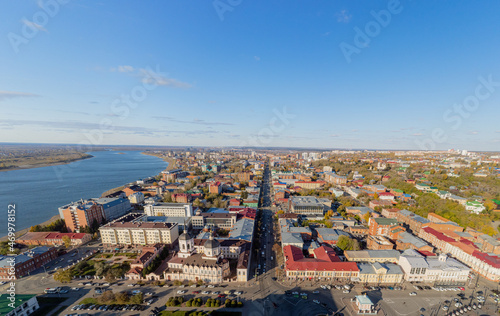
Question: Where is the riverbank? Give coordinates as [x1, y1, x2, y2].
[1, 214, 61, 242]
[141, 151, 177, 171]
[0, 153, 94, 173]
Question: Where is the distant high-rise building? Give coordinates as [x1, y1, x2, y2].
[60, 200, 104, 233]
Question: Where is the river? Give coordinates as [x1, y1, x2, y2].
[0, 151, 167, 236]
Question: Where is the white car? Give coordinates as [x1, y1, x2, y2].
[409, 292, 417, 296]
[202, 291, 210, 295]
[71, 287, 79, 291]
[235, 291, 243, 295]
[177, 290, 186, 294]
[343, 290, 350, 294]
[207, 285, 215, 288]
[313, 300, 320, 304]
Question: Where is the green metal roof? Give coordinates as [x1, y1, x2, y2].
[0, 294, 37, 315]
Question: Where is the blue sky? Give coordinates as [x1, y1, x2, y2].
[1, 0, 499, 151]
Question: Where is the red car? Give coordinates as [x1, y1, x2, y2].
[459, 287, 465, 291]
[192, 291, 200, 294]
[218, 294, 226, 298]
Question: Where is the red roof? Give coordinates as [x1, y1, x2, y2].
[417, 250, 436, 257]
[44, 232, 89, 240]
[379, 192, 394, 197]
[283, 245, 358, 272]
[422, 227, 455, 243]
[472, 251, 500, 269]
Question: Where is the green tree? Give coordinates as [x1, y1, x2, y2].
[130, 293, 143, 305]
[94, 261, 108, 276]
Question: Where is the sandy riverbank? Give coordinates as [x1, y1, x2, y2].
[0, 154, 94, 173]
[141, 152, 177, 171]
[0, 214, 61, 242]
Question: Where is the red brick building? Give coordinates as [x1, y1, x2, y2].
[209, 182, 222, 194]
[16, 232, 92, 247]
[0, 246, 58, 280]
[368, 217, 399, 236]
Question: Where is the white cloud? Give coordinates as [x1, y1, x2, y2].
[0, 91, 40, 101]
[412, 133, 423, 136]
[21, 18, 47, 32]
[111, 65, 192, 89]
[254, 56, 261, 62]
[138, 68, 192, 88]
[469, 131, 479, 135]
[335, 10, 352, 23]
[330, 134, 340, 137]
[117, 65, 134, 73]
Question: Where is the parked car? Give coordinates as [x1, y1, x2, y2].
[409, 292, 417, 296]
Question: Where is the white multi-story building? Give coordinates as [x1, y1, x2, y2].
[128, 192, 145, 204]
[144, 202, 193, 217]
[398, 250, 470, 285]
[100, 216, 179, 247]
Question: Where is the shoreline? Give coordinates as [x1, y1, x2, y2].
[2, 151, 169, 240]
[1, 214, 61, 242]
[0, 154, 94, 173]
[141, 152, 177, 171]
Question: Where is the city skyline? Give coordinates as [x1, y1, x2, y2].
[1, 1, 500, 150]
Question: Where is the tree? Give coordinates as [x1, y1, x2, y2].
[241, 191, 249, 200]
[54, 269, 72, 283]
[324, 210, 334, 220]
[193, 198, 204, 208]
[130, 293, 143, 305]
[363, 212, 371, 223]
[336, 235, 360, 251]
[373, 193, 379, 200]
[115, 292, 129, 304]
[62, 236, 72, 249]
[105, 269, 117, 282]
[95, 261, 108, 277]
[98, 290, 115, 304]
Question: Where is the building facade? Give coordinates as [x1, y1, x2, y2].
[144, 203, 193, 217]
